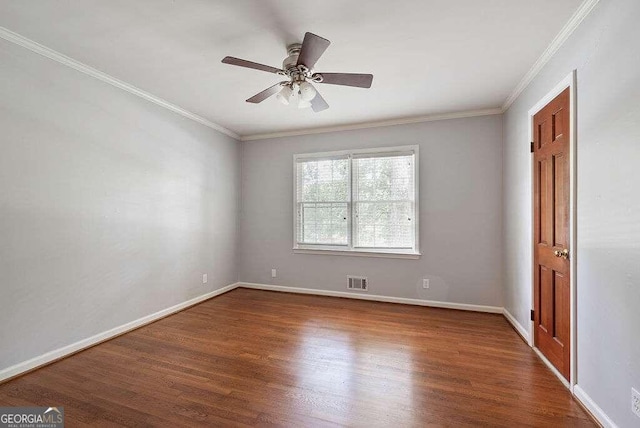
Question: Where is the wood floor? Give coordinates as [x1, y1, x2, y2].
[0, 288, 594, 427]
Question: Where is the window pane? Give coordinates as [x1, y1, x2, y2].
[355, 201, 413, 248]
[297, 157, 349, 246]
[354, 154, 414, 249]
[354, 155, 414, 201]
[300, 202, 348, 245]
[299, 158, 349, 202]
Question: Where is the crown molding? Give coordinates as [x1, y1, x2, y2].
[0, 26, 241, 140]
[240, 108, 503, 141]
[501, 0, 600, 111]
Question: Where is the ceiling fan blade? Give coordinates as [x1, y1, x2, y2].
[297, 32, 330, 69]
[246, 83, 285, 103]
[315, 73, 373, 88]
[222, 56, 283, 74]
[310, 86, 329, 113]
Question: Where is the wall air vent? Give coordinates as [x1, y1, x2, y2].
[347, 276, 368, 291]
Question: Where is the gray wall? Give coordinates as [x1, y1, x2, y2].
[0, 39, 241, 370]
[502, 0, 640, 425]
[240, 115, 503, 307]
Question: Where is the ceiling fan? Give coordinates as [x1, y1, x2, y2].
[222, 32, 373, 112]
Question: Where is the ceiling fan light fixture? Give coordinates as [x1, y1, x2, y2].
[276, 85, 293, 105]
[298, 81, 317, 102]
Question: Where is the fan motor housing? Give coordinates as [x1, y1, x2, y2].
[282, 43, 302, 72]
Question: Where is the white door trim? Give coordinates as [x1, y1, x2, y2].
[527, 70, 577, 391]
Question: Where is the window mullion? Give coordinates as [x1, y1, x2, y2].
[295, 164, 301, 246]
[350, 155, 356, 250]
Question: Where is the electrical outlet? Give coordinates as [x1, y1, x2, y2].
[202, 274, 207, 284]
[632, 387, 640, 418]
[422, 278, 430, 289]
[271, 269, 277, 278]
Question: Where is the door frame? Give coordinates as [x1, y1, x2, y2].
[527, 70, 577, 391]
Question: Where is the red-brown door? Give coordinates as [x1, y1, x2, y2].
[533, 88, 571, 381]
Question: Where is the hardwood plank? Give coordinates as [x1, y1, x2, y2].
[0, 288, 595, 427]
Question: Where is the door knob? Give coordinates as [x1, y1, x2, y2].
[554, 249, 570, 259]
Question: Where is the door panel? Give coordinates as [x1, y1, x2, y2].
[538, 159, 549, 245]
[553, 153, 568, 248]
[554, 271, 569, 344]
[539, 266, 552, 334]
[533, 88, 571, 381]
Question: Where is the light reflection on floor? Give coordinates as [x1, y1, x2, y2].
[293, 319, 415, 426]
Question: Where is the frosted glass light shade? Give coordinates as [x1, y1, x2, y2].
[276, 86, 293, 105]
[298, 82, 317, 102]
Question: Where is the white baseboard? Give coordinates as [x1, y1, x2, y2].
[238, 282, 503, 313]
[503, 311, 613, 428]
[502, 308, 532, 345]
[0, 282, 240, 383]
[574, 385, 618, 428]
[532, 347, 571, 390]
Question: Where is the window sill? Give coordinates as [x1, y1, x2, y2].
[292, 248, 421, 259]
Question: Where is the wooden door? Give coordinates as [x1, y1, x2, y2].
[533, 88, 571, 381]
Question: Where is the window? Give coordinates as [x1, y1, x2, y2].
[294, 146, 419, 258]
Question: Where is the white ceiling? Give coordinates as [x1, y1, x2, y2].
[0, 0, 583, 138]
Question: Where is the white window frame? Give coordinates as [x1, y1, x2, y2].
[293, 145, 420, 259]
